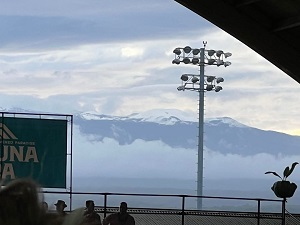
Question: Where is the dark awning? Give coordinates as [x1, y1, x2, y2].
[175, 0, 300, 83]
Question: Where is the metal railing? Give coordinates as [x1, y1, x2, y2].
[43, 191, 291, 225]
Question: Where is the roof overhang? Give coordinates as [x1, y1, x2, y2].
[175, 0, 300, 83]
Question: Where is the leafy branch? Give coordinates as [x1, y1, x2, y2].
[265, 162, 298, 181]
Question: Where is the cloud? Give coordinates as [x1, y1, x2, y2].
[72, 126, 300, 181]
[0, 0, 212, 51]
[0, 0, 299, 136]
[72, 126, 197, 179]
[205, 149, 300, 179]
[0, 0, 180, 18]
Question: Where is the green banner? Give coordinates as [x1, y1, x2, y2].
[0, 117, 67, 188]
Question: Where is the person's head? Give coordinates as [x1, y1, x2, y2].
[0, 178, 83, 225]
[119, 202, 128, 215]
[0, 179, 43, 225]
[54, 200, 67, 213]
[85, 200, 95, 212]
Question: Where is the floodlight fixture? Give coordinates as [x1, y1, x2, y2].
[224, 52, 232, 58]
[224, 61, 231, 67]
[172, 46, 232, 68]
[216, 77, 224, 83]
[192, 76, 199, 83]
[216, 50, 224, 57]
[207, 50, 215, 56]
[173, 48, 181, 55]
[193, 48, 200, 55]
[206, 84, 213, 91]
[216, 59, 224, 66]
[183, 57, 191, 64]
[172, 59, 180, 64]
[206, 76, 215, 82]
[181, 74, 189, 81]
[184, 46, 192, 53]
[207, 59, 216, 65]
[177, 85, 185, 91]
[215, 86, 223, 92]
[192, 58, 199, 64]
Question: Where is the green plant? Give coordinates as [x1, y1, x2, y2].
[265, 162, 299, 181]
[265, 162, 298, 198]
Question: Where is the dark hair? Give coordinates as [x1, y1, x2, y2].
[85, 200, 94, 207]
[0, 178, 85, 225]
[120, 202, 128, 208]
[0, 179, 43, 225]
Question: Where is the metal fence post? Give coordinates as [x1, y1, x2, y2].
[181, 195, 186, 225]
[104, 193, 108, 218]
[282, 198, 286, 225]
[257, 199, 261, 225]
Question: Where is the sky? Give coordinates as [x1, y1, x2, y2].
[2, 1, 300, 204]
[1, 0, 300, 138]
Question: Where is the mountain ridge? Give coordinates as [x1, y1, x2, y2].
[1, 108, 299, 156]
[74, 110, 300, 156]
[78, 110, 249, 127]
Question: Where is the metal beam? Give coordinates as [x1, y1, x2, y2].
[235, 0, 263, 8]
[273, 16, 300, 32]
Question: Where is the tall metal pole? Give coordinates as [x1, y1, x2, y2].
[173, 44, 230, 209]
[197, 47, 205, 209]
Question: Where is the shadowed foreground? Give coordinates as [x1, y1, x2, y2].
[96, 208, 300, 225]
[1, 179, 300, 225]
[0, 179, 85, 225]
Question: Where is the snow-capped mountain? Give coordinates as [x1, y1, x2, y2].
[1, 107, 299, 156]
[79, 109, 197, 125]
[74, 109, 300, 156]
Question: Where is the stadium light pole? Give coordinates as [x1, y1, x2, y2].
[172, 42, 231, 209]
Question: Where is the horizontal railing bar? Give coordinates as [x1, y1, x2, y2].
[41, 190, 282, 202]
[0, 111, 73, 117]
